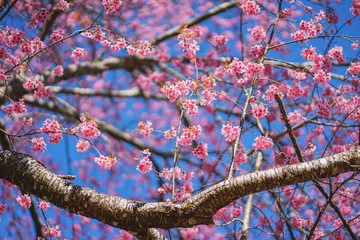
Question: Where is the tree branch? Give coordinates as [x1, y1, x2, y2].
[1, 147, 359, 233]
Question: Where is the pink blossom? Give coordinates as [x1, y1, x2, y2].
[31, 137, 47, 153]
[16, 194, 31, 208]
[76, 139, 90, 152]
[183, 99, 198, 116]
[178, 125, 202, 146]
[41, 119, 63, 144]
[79, 118, 100, 139]
[281, 186, 293, 198]
[305, 142, 316, 154]
[263, 84, 283, 102]
[43, 225, 61, 238]
[35, 8, 50, 24]
[290, 193, 307, 210]
[213, 34, 228, 46]
[250, 26, 266, 41]
[136, 156, 152, 173]
[23, 78, 37, 90]
[192, 141, 208, 159]
[38, 201, 50, 210]
[71, 47, 85, 59]
[221, 124, 240, 142]
[314, 70, 331, 84]
[253, 136, 273, 150]
[0, 68, 6, 81]
[102, 0, 122, 15]
[95, 155, 118, 169]
[0, 203, 6, 215]
[252, 104, 268, 119]
[292, 216, 304, 228]
[164, 129, 176, 139]
[241, 0, 260, 15]
[54, 65, 64, 77]
[288, 111, 306, 125]
[136, 121, 153, 137]
[57, 0, 70, 10]
[1, 99, 27, 115]
[235, 152, 247, 165]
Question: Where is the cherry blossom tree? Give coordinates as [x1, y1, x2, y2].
[1, 0, 360, 239]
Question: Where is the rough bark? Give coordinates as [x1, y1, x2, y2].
[1, 147, 359, 234]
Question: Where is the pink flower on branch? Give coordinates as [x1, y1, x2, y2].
[253, 136, 273, 150]
[31, 137, 47, 153]
[16, 194, 31, 208]
[71, 47, 86, 59]
[241, 0, 260, 15]
[38, 201, 50, 211]
[221, 123, 240, 142]
[136, 149, 153, 173]
[94, 155, 118, 169]
[192, 141, 208, 159]
[136, 121, 153, 137]
[1, 99, 27, 115]
[178, 125, 202, 146]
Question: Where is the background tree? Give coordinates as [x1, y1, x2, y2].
[0, 0, 360, 239]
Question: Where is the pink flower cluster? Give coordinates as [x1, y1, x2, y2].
[41, 119, 63, 144]
[253, 136, 273, 150]
[1, 99, 27, 115]
[71, 47, 86, 59]
[287, 111, 306, 125]
[235, 152, 247, 165]
[327, 46, 344, 63]
[351, 0, 360, 16]
[178, 27, 201, 58]
[262, 84, 283, 102]
[20, 37, 45, 54]
[161, 80, 190, 103]
[287, 85, 307, 99]
[252, 103, 268, 119]
[314, 70, 331, 84]
[16, 194, 31, 208]
[50, 29, 65, 44]
[316, 100, 331, 118]
[23, 78, 53, 99]
[31, 137, 47, 153]
[136, 121, 153, 137]
[102, 0, 122, 15]
[38, 201, 50, 211]
[250, 44, 265, 59]
[213, 34, 228, 47]
[35, 8, 50, 24]
[221, 123, 240, 142]
[192, 141, 208, 159]
[57, 0, 70, 10]
[241, 0, 260, 15]
[348, 62, 360, 76]
[305, 142, 316, 154]
[183, 99, 198, 116]
[301, 46, 317, 61]
[290, 193, 307, 210]
[250, 26, 266, 41]
[178, 125, 202, 146]
[201, 75, 216, 89]
[54, 65, 64, 77]
[95, 155, 118, 169]
[287, 69, 307, 81]
[164, 129, 177, 139]
[0, 68, 6, 81]
[136, 149, 152, 173]
[43, 225, 61, 238]
[79, 117, 100, 139]
[76, 139, 90, 152]
[0, 203, 5, 215]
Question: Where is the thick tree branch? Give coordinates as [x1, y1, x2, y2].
[1, 147, 359, 233]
